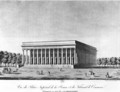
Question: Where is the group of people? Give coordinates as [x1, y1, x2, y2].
[97, 57, 120, 66]
[0, 51, 22, 67]
[85, 70, 112, 79]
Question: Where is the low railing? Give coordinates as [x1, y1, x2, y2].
[0, 63, 20, 67]
[96, 64, 120, 68]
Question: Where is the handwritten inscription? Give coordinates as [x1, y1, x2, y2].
[18, 84, 104, 89]
[17, 84, 104, 92]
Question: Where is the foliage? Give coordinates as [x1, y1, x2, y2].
[0, 51, 22, 66]
[2, 51, 9, 65]
[11, 53, 17, 64]
[16, 53, 22, 64]
[8, 53, 12, 64]
[97, 57, 120, 66]
[0, 51, 4, 63]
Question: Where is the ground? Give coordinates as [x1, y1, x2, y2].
[0, 66, 120, 80]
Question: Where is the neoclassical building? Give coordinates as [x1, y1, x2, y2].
[21, 40, 97, 68]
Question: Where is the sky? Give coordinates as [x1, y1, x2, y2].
[0, 1, 120, 58]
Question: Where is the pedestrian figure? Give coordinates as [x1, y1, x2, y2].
[41, 70, 43, 75]
[92, 72, 95, 76]
[8, 68, 12, 74]
[3, 67, 8, 74]
[89, 70, 95, 78]
[36, 71, 40, 75]
[85, 73, 88, 77]
[89, 70, 94, 75]
[106, 72, 112, 78]
[60, 68, 64, 72]
[90, 71, 95, 75]
[16, 64, 19, 70]
[60, 68, 62, 71]
[48, 71, 50, 75]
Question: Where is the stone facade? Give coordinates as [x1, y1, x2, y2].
[21, 40, 97, 68]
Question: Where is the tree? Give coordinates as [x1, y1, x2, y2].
[0, 51, 4, 65]
[107, 58, 111, 65]
[103, 58, 108, 65]
[116, 58, 120, 65]
[2, 51, 9, 67]
[11, 53, 17, 66]
[16, 53, 22, 65]
[114, 57, 118, 65]
[97, 58, 102, 65]
[101, 58, 105, 66]
[118, 58, 120, 65]
[8, 53, 13, 66]
[110, 57, 115, 65]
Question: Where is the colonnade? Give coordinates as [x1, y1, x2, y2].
[22, 48, 76, 65]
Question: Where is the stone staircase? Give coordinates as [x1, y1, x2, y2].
[22, 65, 74, 69]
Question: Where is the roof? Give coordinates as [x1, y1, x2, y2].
[22, 40, 97, 50]
[22, 40, 76, 47]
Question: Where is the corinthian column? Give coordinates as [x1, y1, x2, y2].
[49, 49, 50, 64]
[53, 49, 55, 64]
[33, 49, 35, 65]
[26, 49, 28, 64]
[29, 50, 31, 65]
[74, 48, 76, 64]
[37, 49, 39, 65]
[61, 48, 63, 64]
[66, 48, 67, 64]
[70, 48, 71, 65]
[57, 49, 59, 64]
[22, 49, 24, 65]
[41, 49, 42, 64]
[45, 49, 46, 64]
